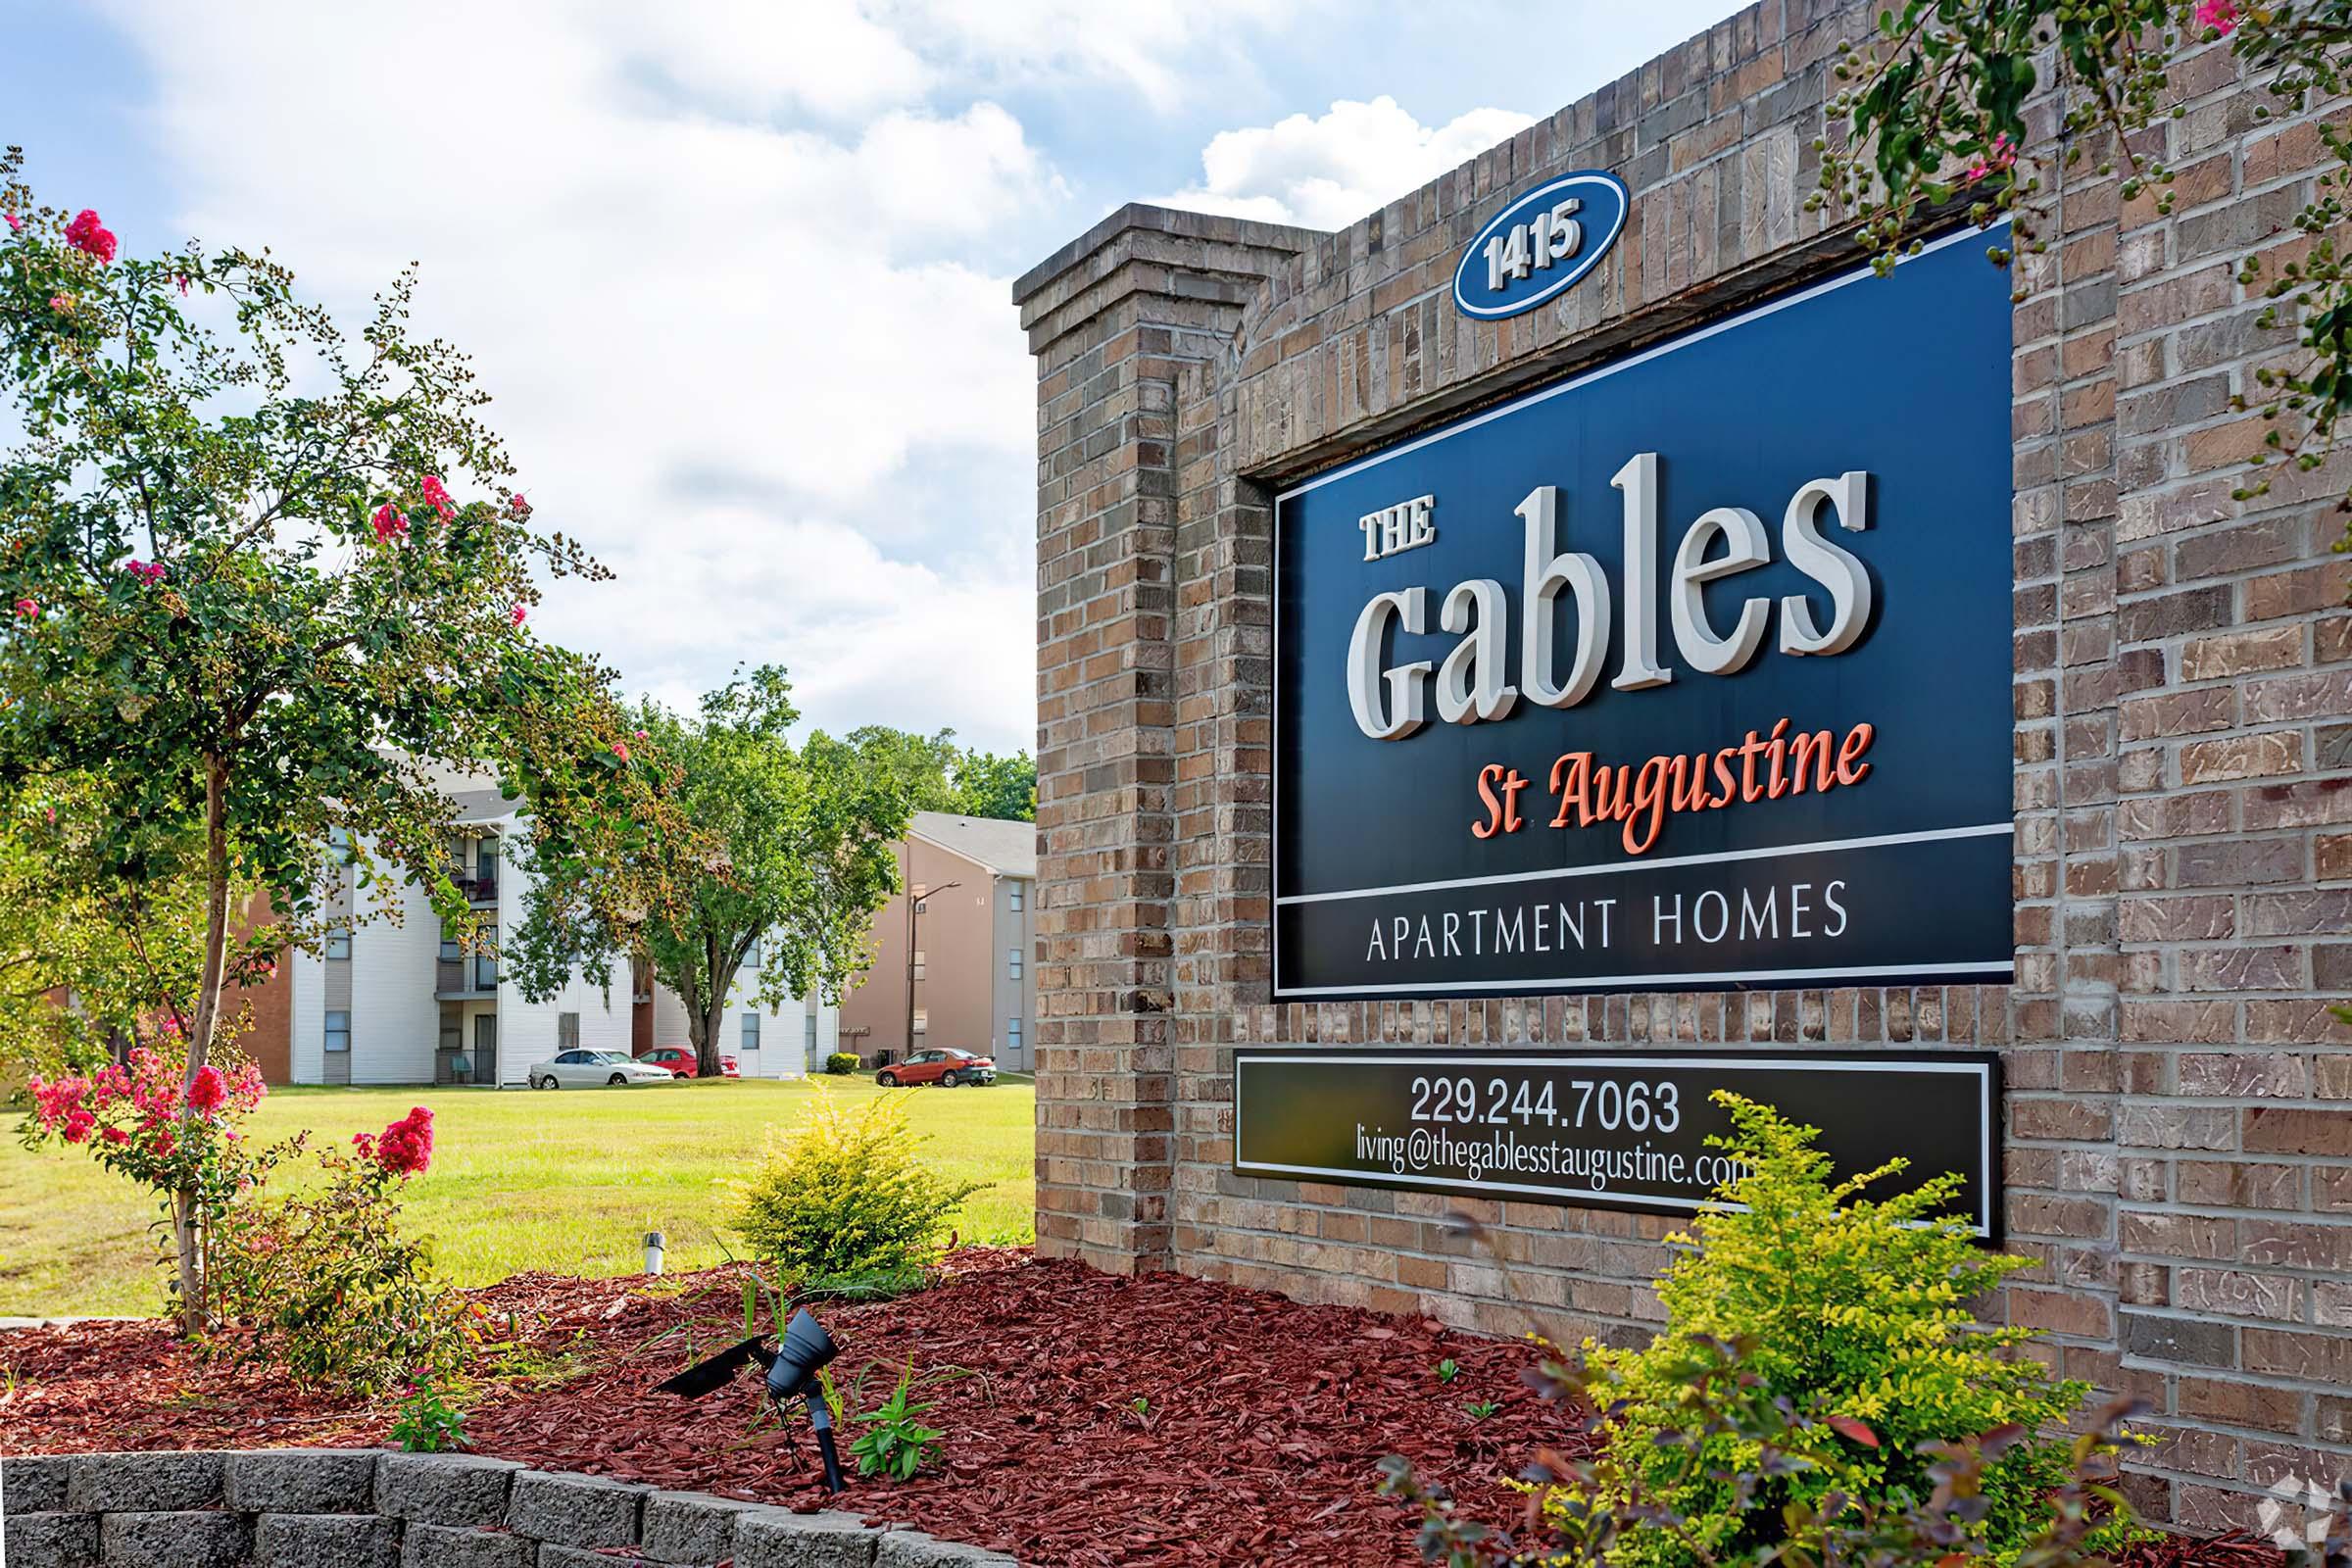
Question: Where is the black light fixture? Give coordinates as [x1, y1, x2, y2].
[653, 1306, 845, 1493]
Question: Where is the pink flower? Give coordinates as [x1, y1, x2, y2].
[1964, 132, 2018, 186]
[509, 493, 529, 514]
[372, 1106, 435, 1178]
[186, 1064, 229, 1115]
[101, 1125, 129, 1147]
[2196, 0, 2238, 32]
[612, 741, 631, 762]
[47, 294, 67, 312]
[64, 209, 117, 264]
[634, 729, 647, 740]
[4, 212, 20, 233]
[123, 560, 168, 584]
[62, 1108, 97, 1144]
[510, 603, 527, 626]
[371, 503, 411, 544]
[173, 273, 190, 296]
[420, 474, 455, 521]
[13, 598, 36, 618]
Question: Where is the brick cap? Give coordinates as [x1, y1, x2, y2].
[1012, 201, 1323, 308]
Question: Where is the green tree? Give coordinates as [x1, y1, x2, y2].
[1819, 1, 2352, 515]
[0, 778, 219, 1091]
[0, 152, 690, 1330]
[844, 725, 1034, 822]
[513, 667, 916, 1076]
[947, 749, 1035, 822]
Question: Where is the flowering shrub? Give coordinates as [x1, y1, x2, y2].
[210, 1105, 473, 1395]
[23, 1041, 281, 1321]
[390, 1374, 471, 1453]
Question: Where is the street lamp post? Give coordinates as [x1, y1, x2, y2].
[905, 873, 959, 1061]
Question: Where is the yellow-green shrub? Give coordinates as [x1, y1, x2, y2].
[730, 1086, 983, 1280]
[1560, 1093, 2116, 1568]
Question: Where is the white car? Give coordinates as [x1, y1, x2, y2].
[528, 1050, 676, 1089]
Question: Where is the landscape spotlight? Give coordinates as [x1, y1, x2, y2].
[650, 1306, 847, 1494]
[765, 1309, 845, 1494]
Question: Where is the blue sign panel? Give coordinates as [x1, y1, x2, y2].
[1272, 227, 2015, 1001]
[1452, 172, 1628, 319]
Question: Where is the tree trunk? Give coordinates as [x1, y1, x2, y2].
[174, 752, 231, 1336]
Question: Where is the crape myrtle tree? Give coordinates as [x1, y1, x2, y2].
[1821, 0, 2352, 514]
[0, 150, 695, 1330]
[512, 666, 916, 1078]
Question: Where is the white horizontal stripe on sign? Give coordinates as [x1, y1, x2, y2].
[1271, 958, 2013, 998]
[1277, 821, 2015, 907]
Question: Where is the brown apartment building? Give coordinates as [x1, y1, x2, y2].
[841, 811, 1036, 1072]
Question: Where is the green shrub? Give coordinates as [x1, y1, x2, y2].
[825, 1052, 860, 1075]
[207, 1109, 471, 1396]
[730, 1085, 984, 1280]
[1556, 1093, 2114, 1568]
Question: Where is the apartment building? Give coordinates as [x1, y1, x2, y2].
[250, 766, 830, 1086]
[838, 811, 1035, 1072]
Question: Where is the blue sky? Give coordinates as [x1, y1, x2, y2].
[4, 0, 1732, 754]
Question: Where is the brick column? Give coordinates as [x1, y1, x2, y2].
[1013, 207, 1316, 1272]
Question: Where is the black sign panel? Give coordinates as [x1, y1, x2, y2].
[1233, 1048, 2001, 1238]
[1271, 225, 2016, 1000]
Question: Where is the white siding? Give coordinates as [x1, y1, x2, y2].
[288, 945, 325, 1083]
[343, 876, 443, 1084]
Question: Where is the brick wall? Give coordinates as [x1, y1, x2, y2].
[1014, 0, 2352, 1526]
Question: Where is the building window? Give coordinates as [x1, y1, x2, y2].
[741, 938, 760, 970]
[911, 1007, 928, 1036]
[474, 942, 498, 992]
[741, 1011, 760, 1051]
[1006, 1016, 1022, 1055]
[558, 1012, 579, 1051]
[476, 838, 499, 891]
[1008, 882, 1024, 912]
[325, 923, 352, 960]
[324, 1009, 350, 1054]
[805, 1013, 817, 1054]
[912, 948, 927, 983]
[1007, 947, 1023, 980]
[438, 924, 461, 962]
[327, 826, 355, 865]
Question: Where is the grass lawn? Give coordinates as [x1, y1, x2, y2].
[0, 1075, 1034, 1319]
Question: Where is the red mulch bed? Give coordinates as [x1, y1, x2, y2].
[1, 1249, 1556, 1564]
[0, 1249, 2298, 1568]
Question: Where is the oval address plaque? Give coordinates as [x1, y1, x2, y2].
[1451, 170, 1628, 320]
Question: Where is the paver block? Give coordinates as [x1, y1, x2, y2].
[641, 1490, 762, 1563]
[1, 1452, 73, 1512]
[538, 1545, 652, 1565]
[507, 1469, 651, 1546]
[875, 1531, 1020, 1567]
[377, 1451, 524, 1526]
[2, 1510, 100, 1568]
[254, 1511, 405, 1568]
[734, 1508, 881, 1568]
[399, 1520, 535, 1568]
[226, 1447, 380, 1514]
[63, 1450, 223, 1512]
[99, 1509, 250, 1568]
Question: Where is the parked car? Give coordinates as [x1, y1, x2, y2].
[875, 1048, 997, 1088]
[637, 1046, 740, 1079]
[528, 1050, 676, 1089]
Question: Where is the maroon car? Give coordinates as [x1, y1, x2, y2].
[637, 1046, 740, 1079]
[876, 1048, 997, 1088]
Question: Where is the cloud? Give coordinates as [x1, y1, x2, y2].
[91, 0, 1054, 752]
[1153, 95, 1536, 230]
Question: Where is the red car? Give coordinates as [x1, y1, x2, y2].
[876, 1048, 997, 1088]
[637, 1046, 740, 1079]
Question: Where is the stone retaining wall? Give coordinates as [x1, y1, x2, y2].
[0, 1448, 1017, 1568]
